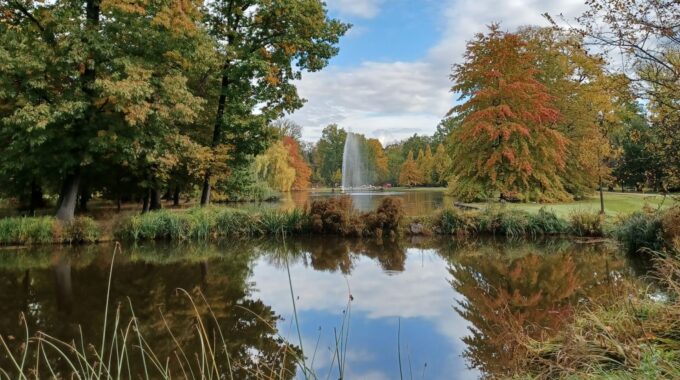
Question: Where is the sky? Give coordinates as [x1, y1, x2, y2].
[290, 0, 587, 144]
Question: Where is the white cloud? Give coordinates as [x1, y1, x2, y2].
[326, 0, 384, 18]
[292, 0, 587, 143]
[251, 250, 478, 378]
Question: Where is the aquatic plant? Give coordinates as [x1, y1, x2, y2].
[433, 208, 479, 236]
[568, 210, 604, 237]
[519, 251, 680, 379]
[428, 207, 568, 238]
[0, 216, 100, 245]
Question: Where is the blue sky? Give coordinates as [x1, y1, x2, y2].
[290, 0, 588, 143]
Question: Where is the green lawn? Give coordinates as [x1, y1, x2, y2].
[467, 192, 677, 218]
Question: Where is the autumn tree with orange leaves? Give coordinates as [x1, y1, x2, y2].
[447, 25, 569, 202]
[283, 136, 312, 190]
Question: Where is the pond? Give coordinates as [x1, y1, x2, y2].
[0, 236, 639, 379]
[256, 188, 451, 216]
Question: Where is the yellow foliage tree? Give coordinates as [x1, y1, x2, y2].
[417, 146, 434, 185]
[367, 138, 389, 183]
[399, 151, 422, 186]
[432, 143, 452, 185]
[255, 141, 296, 192]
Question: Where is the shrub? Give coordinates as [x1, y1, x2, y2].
[478, 208, 530, 237]
[568, 210, 603, 237]
[362, 197, 404, 237]
[64, 217, 100, 243]
[661, 206, 680, 244]
[613, 211, 664, 254]
[434, 208, 478, 236]
[527, 208, 568, 236]
[308, 196, 355, 235]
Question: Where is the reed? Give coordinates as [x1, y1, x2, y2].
[0, 216, 99, 245]
[518, 252, 680, 379]
[428, 207, 568, 238]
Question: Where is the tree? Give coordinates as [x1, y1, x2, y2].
[314, 124, 347, 186]
[199, 1, 349, 205]
[366, 138, 389, 184]
[283, 136, 312, 190]
[573, 0, 680, 190]
[0, 0, 209, 220]
[417, 146, 434, 185]
[255, 141, 296, 192]
[398, 151, 422, 187]
[573, 0, 680, 107]
[447, 25, 568, 202]
[432, 143, 451, 186]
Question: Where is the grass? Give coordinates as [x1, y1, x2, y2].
[467, 192, 676, 218]
[424, 207, 608, 238]
[517, 249, 680, 379]
[0, 216, 99, 245]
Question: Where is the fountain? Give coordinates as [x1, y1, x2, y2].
[341, 132, 366, 190]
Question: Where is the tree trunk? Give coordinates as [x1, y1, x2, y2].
[55, 171, 81, 222]
[116, 196, 122, 213]
[201, 74, 229, 206]
[52, 255, 73, 314]
[142, 190, 150, 214]
[29, 181, 45, 215]
[149, 188, 162, 211]
[78, 186, 90, 212]
[173, 186, 180, 207]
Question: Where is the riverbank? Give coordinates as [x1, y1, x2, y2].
[0, 196, 677, 256]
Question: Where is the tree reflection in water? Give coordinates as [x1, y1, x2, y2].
[0, 243, 299, 378]
[0, 237, 635, 379]
[261, 236, 407, 274]
[447, 241, 630, 378]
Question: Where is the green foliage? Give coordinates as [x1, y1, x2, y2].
[0, 217, 56, 245]
[527, 208, 569, 235]
[0, 216, 100, 244]
[64, 217, 100, 243]
[569, 210, 604, 237]
[615, 212, 664, 254]
[430, 207, 567, 237]
[433, 208, 479, 236]
[314, 124, 347, 186]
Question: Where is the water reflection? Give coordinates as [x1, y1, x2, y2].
[242, 189, 449, 216]
[446, 242, 626, 377]
[0, 245, 298, 378]
[0, 238, 635, 379]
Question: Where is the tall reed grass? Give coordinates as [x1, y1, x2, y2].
[518, 248, 680, 379]
[0, 216, 99, 245]
[428, 207, 569, 238]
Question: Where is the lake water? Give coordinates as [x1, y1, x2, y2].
[261, 188, 451, 217]
[0, 236, 638, 379]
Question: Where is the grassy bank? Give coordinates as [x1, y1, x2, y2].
[467, 192, 675, 218]
[1, 195, 676, 246]
[417, 207, 605, 238]
[116, 196, 403, 242]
